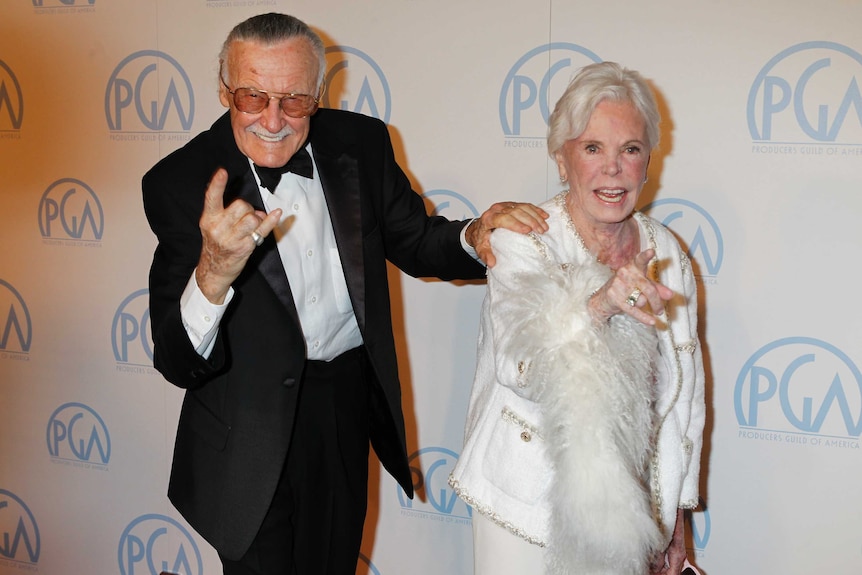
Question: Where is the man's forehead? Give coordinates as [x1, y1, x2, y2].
[227, 39, 319, 78]
[228, 37, 315, 59]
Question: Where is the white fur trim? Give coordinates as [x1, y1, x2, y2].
[507, 259, 664, 574]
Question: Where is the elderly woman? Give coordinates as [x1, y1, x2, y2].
[449, 62, 705, 575]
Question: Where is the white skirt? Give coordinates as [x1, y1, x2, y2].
[472, 511, 546, 574]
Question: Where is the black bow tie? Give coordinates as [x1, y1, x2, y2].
[254, 147, 313, 192]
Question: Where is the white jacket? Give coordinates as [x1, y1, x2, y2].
[449, 193, 705, 575]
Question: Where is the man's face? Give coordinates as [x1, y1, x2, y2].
[219, 37, 320, 168]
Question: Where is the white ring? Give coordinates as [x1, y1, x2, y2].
[250, 230, 264, 247]
[625, 287, 642, 307]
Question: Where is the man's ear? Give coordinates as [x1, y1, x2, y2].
[218, 61, 231, 108]
[218, 85, 231, 108]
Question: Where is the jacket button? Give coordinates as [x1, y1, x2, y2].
[282, 378, 296, 388]
[520, 430, 531, 442]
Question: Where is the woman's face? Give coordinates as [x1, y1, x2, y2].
[555, 99, 650, 228]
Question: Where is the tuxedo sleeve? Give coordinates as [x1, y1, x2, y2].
[369, 120, 486, 281]
[142, 150, 229, 389]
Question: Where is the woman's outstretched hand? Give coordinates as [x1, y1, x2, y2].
[588, 249, 675, 326]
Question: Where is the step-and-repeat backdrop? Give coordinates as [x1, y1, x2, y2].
[2, 1, 861, 574]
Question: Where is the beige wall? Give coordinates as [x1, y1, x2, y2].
[2, 1, 862, 573]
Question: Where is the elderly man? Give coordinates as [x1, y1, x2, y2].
[142, 12, 546, 575]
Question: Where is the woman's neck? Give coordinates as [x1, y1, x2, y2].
[569, 209, 640, 271]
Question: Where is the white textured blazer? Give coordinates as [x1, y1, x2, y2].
[450, 192, 705, 573]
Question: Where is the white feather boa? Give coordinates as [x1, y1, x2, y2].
[508, 256, 664, 575]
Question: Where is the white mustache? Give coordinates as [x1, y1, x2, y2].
[247, 124, 295, 141]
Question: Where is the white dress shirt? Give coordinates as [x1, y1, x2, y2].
[180, 144, 362, 361]
[180, 144, 480, 361]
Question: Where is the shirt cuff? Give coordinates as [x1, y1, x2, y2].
[460, 219, 482, 264]
[180, 270, 234, 357]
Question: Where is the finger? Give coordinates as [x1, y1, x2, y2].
[633, 248, 656, 273]
[627, 249, 671, 314]
[253, 208, 283, 238]
[202, 168, 228, 214]
[500, 201, 548, 219]
[476, 236, 496, 268]
[615, 283, 658, 326]
[626, 304, 661, 326]
[640, 281, 674, 316]
[216, 199, 256, 242]
[476, 201, 506, 220]
[509, 204, 550, 232]
[477, 207, 524, 238]
[494, 202, 549, 229]
[236, 209, 281, 248]
[485, 207, 534, 234]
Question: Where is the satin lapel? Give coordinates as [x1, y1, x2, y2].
[316, 150, 366, 330]
[230, 169, 302, 328]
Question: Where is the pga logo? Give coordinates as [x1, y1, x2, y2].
[357, 553, 381, 575]
[397, 447, 471, 519]
[324, 46, 391, 123]
[747, 41, 862, 143]
[118, 514, 203, 575]
[46, 402, 111, 465]
[735, 337, 862, 438]
[500, 43, 602, 138]
[0, 59, 24, 131]
[0, 489, 40, 565]
[422, 189, 480, 221]
[0, 279, 32, 354]
[106, 50, 194, 132]
[38, 178, 104, 241]
[112, 288, 153, 365]
[642, 198, 723, 279]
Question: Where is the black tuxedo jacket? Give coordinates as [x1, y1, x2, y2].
[142, 109, 485, 559]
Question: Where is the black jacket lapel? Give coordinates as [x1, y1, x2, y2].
[314, 144, 366, 331]
[226, 157, 302, 330]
